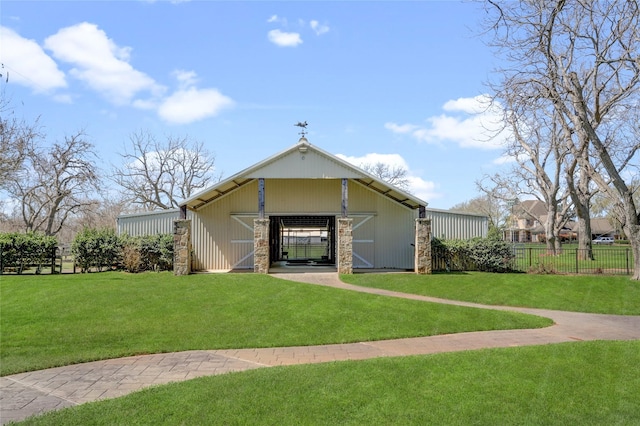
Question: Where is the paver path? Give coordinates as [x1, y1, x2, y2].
[2, 271, 639, 424]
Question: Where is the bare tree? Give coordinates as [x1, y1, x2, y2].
[112, 130, 220, 210]
[0, 99, 40, 187]
[360, 162, 410, 192]
[564, 147, 597, 259]
[4, 130, 101, 236]
[483, 0, 640, 279]
[505, 102, 574, 254]
[449, 192, 510, 237]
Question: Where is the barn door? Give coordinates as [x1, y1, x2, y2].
[352, 215, 374, 268]
[230, 215, 256, 269]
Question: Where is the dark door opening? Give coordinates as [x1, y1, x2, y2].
[269, 216, 335, 265]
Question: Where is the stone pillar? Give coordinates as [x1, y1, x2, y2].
[254, 218, 270, 273]
[415, 218, 432, 274]
[173, 219, 192, 276]
[337, 218, 353, 274]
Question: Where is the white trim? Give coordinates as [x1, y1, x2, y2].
[352, 215, 373, 231]
[232, 215, 255, 232]
[232, 250, 255, 269]
[353, 252, 373, 268]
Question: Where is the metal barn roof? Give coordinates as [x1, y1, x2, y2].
[181, 138, 427, 212]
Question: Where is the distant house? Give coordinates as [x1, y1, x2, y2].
[504, 200, 620, 243]
[586, 218, 618, 239]
[504, 200, 549, 243]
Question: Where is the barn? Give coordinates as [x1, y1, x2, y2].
[117, 137, 488, 274]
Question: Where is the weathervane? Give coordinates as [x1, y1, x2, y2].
[294, 121, 308, 137]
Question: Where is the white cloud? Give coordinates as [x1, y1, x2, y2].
[443, 95, 492, 114]
[3, 24, 235, 124]
[157, 71, 234, 124]
[43, 22, 163, 105]
[267, 29, 302, 47]
[0, 26, 67, 93]
[337, 152, 409, 170]
[267, 15, 286, 24]
[492, 154, 517, 166]
[173, 69, 198, 88]
[384, 122, 419, 134]
[386, 94, 511, 150]
[310, 20, 330, 35]
[336, 152, 440, 203]
[406, 176, 441, 204]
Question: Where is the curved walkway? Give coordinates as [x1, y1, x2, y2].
[2, 271, 640, 424]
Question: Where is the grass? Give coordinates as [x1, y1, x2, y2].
[18, 340, 640, 425]
[510, 244, 634, 274]
[0, 272, 551, 376]
[341, 271, 640, 315]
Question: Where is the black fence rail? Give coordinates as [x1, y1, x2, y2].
[0, 246, 74, 275]
[433, 245, 634, 275]
[509, 245, 634, 275]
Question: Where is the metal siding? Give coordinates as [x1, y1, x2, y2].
[191, 181, 258, 270]
[191, 178, 419, 270]
[117, 210, 180, 236]
[247, 150, 361, 179]
[349, 181, 416, 269]
[265, 179, 342, 213]
[425, 209, 488, 240]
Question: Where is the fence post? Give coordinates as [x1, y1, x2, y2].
[0, 244, 3, 275]
[626, 248, 630, 275]
[51, 247, 56, 274]
[528, 248, 532, 267]
[575, 249, 579, 274]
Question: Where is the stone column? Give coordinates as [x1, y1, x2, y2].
[254, 218, 270, 273]
[173, 219, 192, 276]
[415, 218, 432, 274]
[337, 218, 353, 274]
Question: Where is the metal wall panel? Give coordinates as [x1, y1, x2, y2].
[190, 180, 259, 271]
[264, 179, 342, 213]
[116, 209, 180, 237]
[425, 208, 488, 240]
[191, 179, 419, 270]
[349, 181, 417, 269]
[246, 150, 361, 179]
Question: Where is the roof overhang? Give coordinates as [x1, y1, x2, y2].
[181, 139, 427, 212]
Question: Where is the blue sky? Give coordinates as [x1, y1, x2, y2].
[1, 0, 512, 209]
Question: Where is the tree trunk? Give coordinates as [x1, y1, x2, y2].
[627, 224, 640, 281]
[544, 213, 558, 255]
[554, 237, 562, 254]
[575, 212, 593, 261]
[566, 154, 594, 261]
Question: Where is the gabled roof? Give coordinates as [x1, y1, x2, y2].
[514, 200, 547, 219]
[180, 137, 427, 211]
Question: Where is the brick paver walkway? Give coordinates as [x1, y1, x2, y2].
[2, 270, 639, 424]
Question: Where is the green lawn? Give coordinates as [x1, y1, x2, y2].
[342, 271, 640, 314]
[0, 272, 550, 376]
[509, 244, 634, 274]
[18, 340, 640, 425]
[4, 271, 639, 425]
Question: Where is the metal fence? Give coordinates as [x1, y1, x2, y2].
[433, 245, 634, 275]
[283, 243, 329, 261]
[509, 245, 634, 275]
[0, 246, 74, 275]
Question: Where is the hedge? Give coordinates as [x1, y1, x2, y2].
[0, 232, 58, 274]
